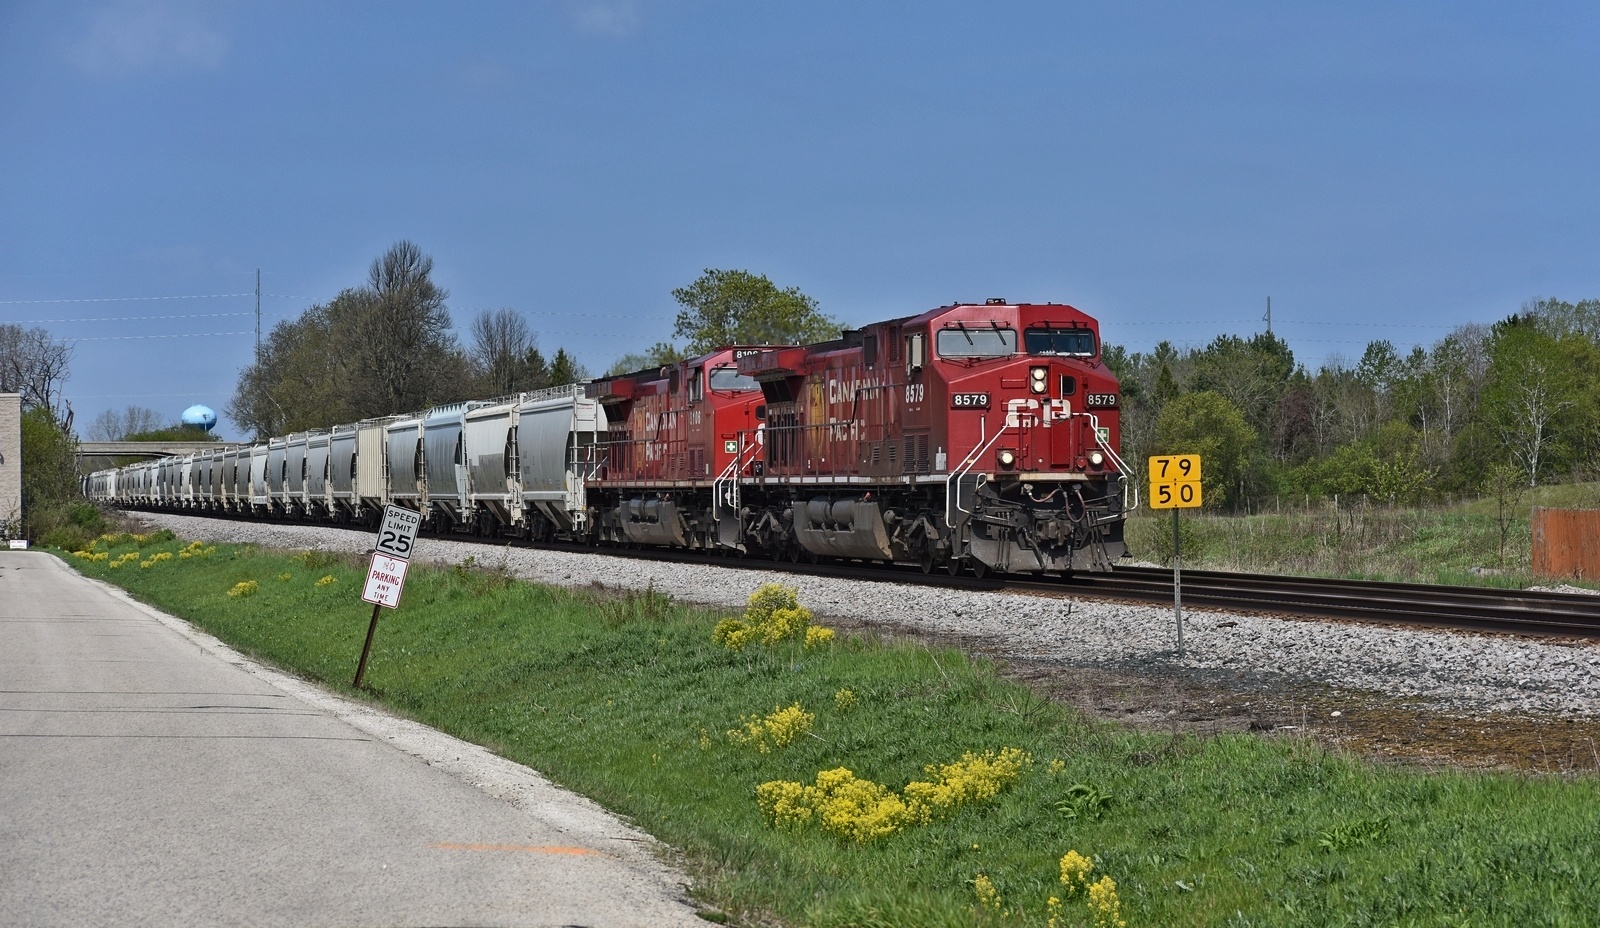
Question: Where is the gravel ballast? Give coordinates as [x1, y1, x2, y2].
[131, 512, 1600, 719]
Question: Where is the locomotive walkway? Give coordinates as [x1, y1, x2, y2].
[0, 551, 701, 928]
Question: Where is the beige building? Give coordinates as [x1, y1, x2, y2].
[0, 394, 19, 536]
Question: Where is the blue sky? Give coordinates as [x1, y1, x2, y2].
[4, 2, 1598, 440]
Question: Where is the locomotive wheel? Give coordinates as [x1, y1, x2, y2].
[969, 559, 989, 580]
[919, 546, 936, 575]
[788, 544, 803, 564]
[947, 556, 962, 577]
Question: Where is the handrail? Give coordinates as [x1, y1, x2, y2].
[1082, 411, 1137, 513]
[711, 431, 763, 522]
[944, 415, 1012, 529]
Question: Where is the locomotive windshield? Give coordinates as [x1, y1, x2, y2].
[936, 325, 1017, 358]
[709, 367, 761, 392]
[1024, 327, 1096, 357]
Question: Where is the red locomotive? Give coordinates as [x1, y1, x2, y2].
[587, 299, 1129, 575]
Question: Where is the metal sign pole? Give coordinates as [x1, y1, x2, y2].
[353, 602, 383, 689]
[1173, 508, 1184, 654]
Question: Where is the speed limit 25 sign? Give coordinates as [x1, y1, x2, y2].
[1148, 455, 1203, 509]
[374, 505, 421, 560]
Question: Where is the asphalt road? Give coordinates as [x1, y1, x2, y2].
[0, 551, 705, 927]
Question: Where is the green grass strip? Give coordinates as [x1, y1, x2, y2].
[66, 533, 1600, 926]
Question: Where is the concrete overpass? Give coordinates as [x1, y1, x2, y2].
[77, 441, 243, 459]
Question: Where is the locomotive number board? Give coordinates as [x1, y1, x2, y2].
[1086, 392, 1119, 408]
[1148, 454, 1203, 509]
[951, 392, 991, 409]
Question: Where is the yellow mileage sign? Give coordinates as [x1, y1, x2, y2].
[1149, 454, 1203, 509]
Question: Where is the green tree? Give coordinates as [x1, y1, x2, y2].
[1188, 332, 1295, 441]
[18, 407, 104, 547]
[547, 348, 587, 386]
[670, 269, 838, 355]
[1153, 391, 1258, 510]
[607, 342, 688, 376]
[1476, 320, 1589, 486]
[228, 242, 475, 436]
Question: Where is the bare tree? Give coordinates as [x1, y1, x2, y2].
[0, 324, 72, 416]
[471, 309, 534, 396]
[88, 405, 166, 441]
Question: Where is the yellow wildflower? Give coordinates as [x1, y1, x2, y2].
[755, 748, 1029, 842]
[804, 625, 835, 649]
[834, 687, 856, 711]
[757, 767, 916, 843]
[1060, 850, 1094, 892]
[277, 572, 292, 582]
[1046, 896, 1064, 928]
[727, 703, 814, 753]
[712, 618, 757, 652]
[315, 575, 336, 587]
[713, 584, 816, 651]
[227, 580, 260, 598]
[1087, 875, 1125, 928]
[901, 747, 1031, 822]
[972, 874, 1001, 911]
[755, 779, 813, 829]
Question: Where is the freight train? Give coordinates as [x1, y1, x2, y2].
[87, 299, 1132, 577]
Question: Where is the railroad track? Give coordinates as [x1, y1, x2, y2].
[1029, 567, 1600, 640]
[530, 539, 1600, 641]
[130, 508, 1600, 640]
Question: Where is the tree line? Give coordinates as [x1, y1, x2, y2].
[1108, 298, 1600, 510]
[227, 241, 585, 437]
[228, 246, 839, 435]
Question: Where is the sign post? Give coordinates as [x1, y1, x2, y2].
[1148, 455, 1203, 654]
[354, 505, 421, 688]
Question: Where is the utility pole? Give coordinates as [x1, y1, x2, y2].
[1264, 296, 1272, 336]
[255, 269, 262, 358]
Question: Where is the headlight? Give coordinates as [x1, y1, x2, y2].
[997, 449, 1017, 469]
[1029, 366, 1048, 394]
[1088, 450, 1105, 467]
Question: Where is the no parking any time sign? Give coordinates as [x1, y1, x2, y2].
[361, 505, 420, 608]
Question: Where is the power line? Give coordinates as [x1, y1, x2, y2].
[0, 292, 252, 305]
[9, 311, 255, 324]
[0, 291, 315, 305]
[64, 331, 253, 342]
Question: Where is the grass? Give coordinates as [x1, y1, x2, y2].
[1127, 481, 1600, 588]
[66, 532, 1600, 926]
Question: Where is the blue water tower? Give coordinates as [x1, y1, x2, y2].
[181, 404, 218, 433]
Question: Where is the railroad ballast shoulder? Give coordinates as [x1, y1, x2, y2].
[88, 299, 1131, 576]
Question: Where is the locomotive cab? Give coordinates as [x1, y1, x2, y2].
[927, 302, 1129, 574]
